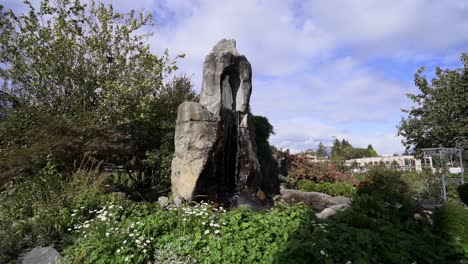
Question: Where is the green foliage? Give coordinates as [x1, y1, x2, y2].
[0, 0, 178, 119]
[63, 201, 316, 264]
[288, 154, 357, 185]
[0, 114, 132, 185]
[316, 142, 328, 157]
[398, 53, 468, 150]
[358, 168, 411, 207]
[457, 183, 468, 206]
[0, 158, 118, 264]
[279, 168, 465, 263]
[400, 171, 432, 200]
[1, 162, 466, 263]
[331, 138, 379, 160]
[296, 179, 356, 197]
[279, 213, 463, 264]
[0, 0, 198, 193]
[252, 115, 279, 194]
[434, 202, 468, 256]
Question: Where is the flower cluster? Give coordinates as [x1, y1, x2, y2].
[169, 201, 226, 236]
[67, 203, 123, 236]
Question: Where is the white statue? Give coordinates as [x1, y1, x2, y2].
[221, 75, 233, 110]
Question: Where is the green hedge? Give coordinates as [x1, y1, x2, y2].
[434, 202, 468, 256]
[296, 180, 356, 197]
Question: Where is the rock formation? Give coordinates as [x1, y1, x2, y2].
[19, 247, 62, 264]
[171, 39, 262, 204]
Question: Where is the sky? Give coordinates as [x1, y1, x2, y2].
[4, 0, 468, 155]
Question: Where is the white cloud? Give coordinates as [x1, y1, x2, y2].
[303, 0, 468, 57]
[151, 0, 332, 83]
[270, 118, 405, 155]
[252, 56, 412, 123]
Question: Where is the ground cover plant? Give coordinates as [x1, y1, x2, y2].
[1, 163, 467, 263]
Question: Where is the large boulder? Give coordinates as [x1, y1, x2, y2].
[279, 188, 352, 211]
[20, 247, 62, 264]
[171, 39, 262, 203]
[171, 102, 218, 199]
[316, 203, 350, 219]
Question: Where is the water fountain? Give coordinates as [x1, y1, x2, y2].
[171, 39, 263, 206]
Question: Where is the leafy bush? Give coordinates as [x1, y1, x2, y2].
[278, 213, 463, 263]
[358, 168, 411, 205]
[296, 180, 356, 197]
[0, 158, 118, 264]
[253, 115, 279, 194]
[62, 201, 316, 264]
[287, 154, 357, 185]
[401, 171, 431, 200]
[279, 168, 465, 263]
[434, 202, 468, 256]
[0, 0, 198, 196]
[457, 183, 468, 206]
[0, 114, 132, 186]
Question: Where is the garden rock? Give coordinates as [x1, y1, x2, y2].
[174, 197, 184, 207]
[316, 203, 350, 219]
[279, 188, 352, 211]
[20, 247, 62, 264]
[171, 39, 262, 203]
[158, 196, 169, 207]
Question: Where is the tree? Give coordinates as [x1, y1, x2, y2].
[367, 144, 378, 157]
[398, 54, 468, 151]
[0, 0, 196, 194]
[317, 142, 327, 158]
[332, 138, 379, 160]
[0, 0, 180, 121]
[331, 137, 343, 158]
[252, 115, 279, 194]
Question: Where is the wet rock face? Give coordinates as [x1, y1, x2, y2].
[171, 39, 261, 202]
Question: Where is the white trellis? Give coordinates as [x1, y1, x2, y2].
[422, 148, 464, 202]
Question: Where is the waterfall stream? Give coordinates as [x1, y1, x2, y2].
[236, 111, 241, 186]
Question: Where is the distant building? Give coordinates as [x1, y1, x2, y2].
[345, 155, 423, 172]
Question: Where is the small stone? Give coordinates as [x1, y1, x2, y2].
[158, 196, 169, 207]
[174, 197, 184, 207]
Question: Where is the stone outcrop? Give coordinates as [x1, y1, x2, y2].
[171, 39, 262, 203]
[279, 187, 352, 211]
[315, 203, 350, 219]
[19, 247, 62, 264]
[171, 102, 218, 199]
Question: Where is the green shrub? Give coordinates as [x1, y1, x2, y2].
[253, 115, 279, 194]
[63, 202, 316, 264]
[0, 159, 117, 264]
[401, 171, 431, 200]
[288, 157, 357, 185]
[278, 213, 463, 263]
[278, 185, 465, 263]
[457, 183, 468, 206]
[296, 180, 356, 197]
[358, 168, 411, 205]
[434, 202, 468, 256]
